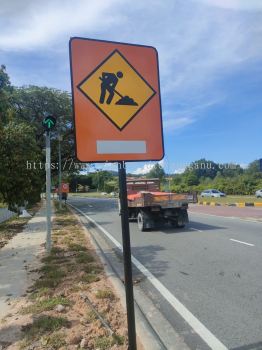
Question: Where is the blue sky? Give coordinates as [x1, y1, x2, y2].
[1, 0, 261, 174]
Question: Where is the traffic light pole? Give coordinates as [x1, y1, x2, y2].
[58, 122, 62, 210]
[46, 130, 52, 253]
[118, 161, 137, 350]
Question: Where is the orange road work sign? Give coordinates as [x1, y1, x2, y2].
[61, 183, 69, 193]
[69, 37, 164, 162]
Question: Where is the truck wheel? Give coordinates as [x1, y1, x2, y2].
[137, 212, 147, 231]
[171, 220, 185, 228]
[177, 222, 185, 228]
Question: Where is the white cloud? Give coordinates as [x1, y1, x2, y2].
[196, 0, 262, 10]
[157, 4, 262, 101]
[109, 0, 262, 133]
[163, 99, 222, 132]
[132, 160, 165, 175]
[132, 163, 155, 175]
[1, 0, 262, 134]
[174, 167, 186, 174]
[158, 159, 165, 168]
[163, 116, 194, 131]
[0, 0, 124, 51]
[86, 162, 118, 172]
[240, 163, 248, 169]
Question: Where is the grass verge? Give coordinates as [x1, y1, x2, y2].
[14, 201, 128, 350]
[20, 316, 70, 349]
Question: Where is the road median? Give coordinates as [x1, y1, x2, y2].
[198, 200, 262, 207]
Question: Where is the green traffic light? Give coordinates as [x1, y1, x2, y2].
[43, 116, 56, 131]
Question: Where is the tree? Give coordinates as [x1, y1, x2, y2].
[147, 163, 165, 181]
[245, 160, 260, 175]
[171, 175, 182, 185]
[0, 122, 43, 211]
[67, 174, 94, 192]
[10, 85, 76, 176]
[220, 164, 243, 177]
[91, 171, 113, 191]
[185, 159, 219, 180]
[184, 172, 199, 186]
[0, 65, 14, 124]
[104, 179, 119, 193]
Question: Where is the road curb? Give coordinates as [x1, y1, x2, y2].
[68, 205, 169, 350]
[198, 201, 262, 207]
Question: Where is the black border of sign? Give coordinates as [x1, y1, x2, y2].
[77, 49, 156, 131]
[69, 36, 165, 163]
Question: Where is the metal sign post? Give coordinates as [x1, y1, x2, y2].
[118, 161, 137, 350]
[45, 130, 52, 253]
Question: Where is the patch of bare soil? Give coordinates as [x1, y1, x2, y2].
[0, 202, 132, 350]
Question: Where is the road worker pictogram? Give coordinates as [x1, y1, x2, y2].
[78, 50, 155, 130]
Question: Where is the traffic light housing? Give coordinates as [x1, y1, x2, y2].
[42, 115, 56, 131]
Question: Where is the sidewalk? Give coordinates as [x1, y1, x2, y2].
[0, 202, 47, 321]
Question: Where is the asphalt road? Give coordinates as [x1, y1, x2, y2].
[69, 196, 262, 350]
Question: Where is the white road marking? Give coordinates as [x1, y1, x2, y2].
[70, 203, 228, 350]
[189, 227, 203, 232]
[230, 239, 254, 247]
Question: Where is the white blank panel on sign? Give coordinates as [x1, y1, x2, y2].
[96, 141, 146, 154]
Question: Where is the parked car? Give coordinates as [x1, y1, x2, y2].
[255, 189, 262, 198]
[110, 192, 117, 197]
[200, 189, 226, 198]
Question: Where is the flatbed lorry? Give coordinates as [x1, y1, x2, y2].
[126, 178, 197, 231]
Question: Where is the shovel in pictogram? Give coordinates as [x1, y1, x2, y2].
[99, 76, 138, 106]
[114, 89, 138, 106]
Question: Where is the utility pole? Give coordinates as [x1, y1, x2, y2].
[42, 115, 56, 253]
[96, 169, 100, 192]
